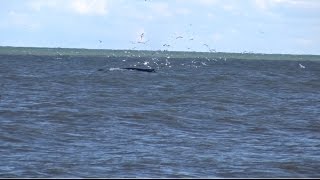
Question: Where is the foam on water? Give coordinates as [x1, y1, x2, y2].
[109, 67, 122, 71]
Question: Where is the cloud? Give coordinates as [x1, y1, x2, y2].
[273, 0, 320, 7]
[197, 0, 219, 6]
[28, 0, 110, 16]
[253, 0, 270, 10]
[253, 0, 320, 10]
[29, 0, 61, 11]
[70, 0, 109, 16]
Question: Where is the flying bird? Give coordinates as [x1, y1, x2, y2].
[137, 40, 149, 44]
[209, 49, 216, 53]
[140, 33, 145, 41]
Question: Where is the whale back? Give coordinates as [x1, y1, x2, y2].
[122, 68, 156, 72]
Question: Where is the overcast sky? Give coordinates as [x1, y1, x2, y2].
[0, 0, 319, 55]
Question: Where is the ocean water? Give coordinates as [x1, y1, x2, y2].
[0, 53, 319, 178]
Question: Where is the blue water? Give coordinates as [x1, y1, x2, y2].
[0, 54, 319, 178]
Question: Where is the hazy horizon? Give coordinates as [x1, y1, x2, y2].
[1, 45, 320, 57]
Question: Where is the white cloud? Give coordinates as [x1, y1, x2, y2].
[197, 0, 219, 6]
[29, 0, 62, 11]
[70, 0, 109, 16]
[253, 0, 270, 10]
[273, 0, 320, 7]
[28, 0, 110, 16]
[253, 0, 320, 10]
[192, 0, 244, 16]
[118, 2, 172, 21]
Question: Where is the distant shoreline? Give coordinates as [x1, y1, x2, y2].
[1, 46, 319, 61]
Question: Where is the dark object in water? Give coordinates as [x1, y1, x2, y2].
[121, 68, 156, 73]
[97, 68, 156, 72]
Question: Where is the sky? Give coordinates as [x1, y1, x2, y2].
[0, 0, 319, 55]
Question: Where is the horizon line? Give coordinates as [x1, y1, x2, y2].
[0, 45, 319, 57]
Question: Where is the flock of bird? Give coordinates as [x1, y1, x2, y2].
[97, 0, 307, 69]
[95, 2, 216, 53]
[122, 31, 217, 53]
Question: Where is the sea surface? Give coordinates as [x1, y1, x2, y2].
[0, 52, 319, 178]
